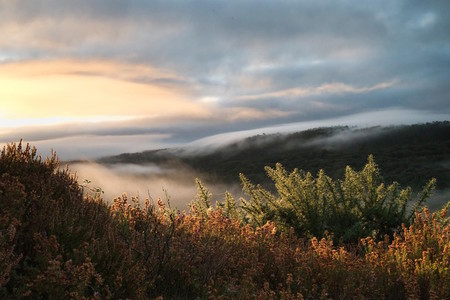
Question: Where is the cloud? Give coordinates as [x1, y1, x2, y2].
[184, 109, 450, 151]
[69, 161, 242, 210]
[236, 80, 397, 101]
[0, 0, 449, 159]
[21, 134, 173, 161]
[70, 161, 199, 209]
[0, 60, 209, 120]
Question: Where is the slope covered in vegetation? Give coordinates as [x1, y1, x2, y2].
[101, 122, 450, 193]
[1, 142, 449, 299]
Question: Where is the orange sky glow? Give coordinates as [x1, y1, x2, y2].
[0, 60, 210, 127]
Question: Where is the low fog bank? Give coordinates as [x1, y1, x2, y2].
[174, 125, 394, 161]
[180, 109, 450, 155]
[300, 127, 385, 150]
[69, 161, 242, 210]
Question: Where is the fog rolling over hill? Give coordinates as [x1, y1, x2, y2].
[72, 122, 450, 210]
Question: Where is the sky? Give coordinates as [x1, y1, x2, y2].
[1, 0, 449, 160]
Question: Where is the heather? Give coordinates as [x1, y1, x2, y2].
[1, 142, 449, 299]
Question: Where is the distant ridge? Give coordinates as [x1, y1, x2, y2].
[99, 121, 450, 192]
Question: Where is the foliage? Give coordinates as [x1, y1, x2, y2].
[0, 142, 148, 298]
[189, 178, 213, 218]
[1, 141, 449, 299]
[100, 121, 450, 195]
[240, 155, 436, 243]
[361, 207, 450, 299]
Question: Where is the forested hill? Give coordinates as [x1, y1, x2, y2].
[99, 121, 450, 191]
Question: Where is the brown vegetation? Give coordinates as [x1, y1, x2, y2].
[1, 142, 448, 299]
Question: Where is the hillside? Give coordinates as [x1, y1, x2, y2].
[100, 122, 450, 192]
[1, 141, 449, 299]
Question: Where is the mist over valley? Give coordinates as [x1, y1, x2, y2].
[68, 121, 450, 210]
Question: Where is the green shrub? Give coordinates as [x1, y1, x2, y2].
[240, 155, 436, 242]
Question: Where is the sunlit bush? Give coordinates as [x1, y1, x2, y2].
[240, 155, 436, 243]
